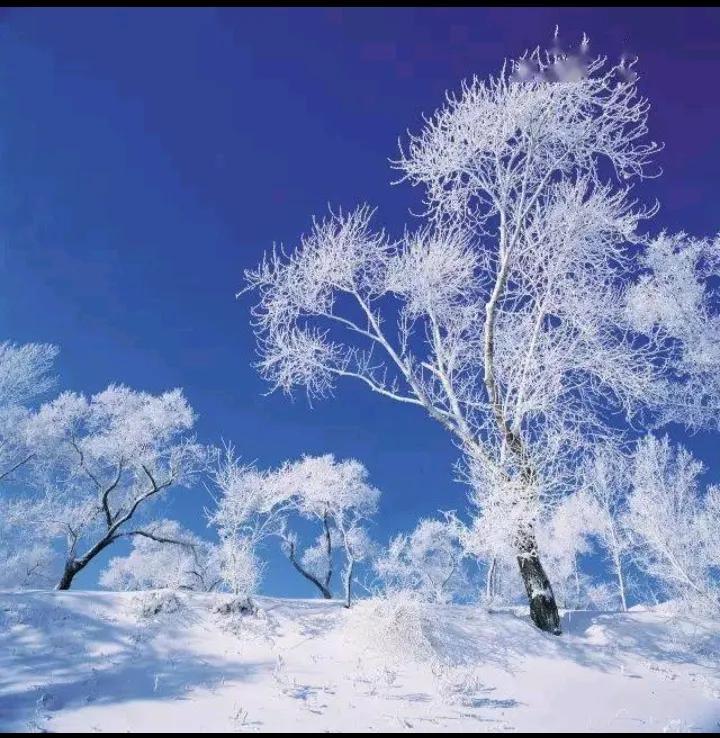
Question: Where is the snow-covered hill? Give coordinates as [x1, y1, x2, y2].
[2, 590, 719, 733]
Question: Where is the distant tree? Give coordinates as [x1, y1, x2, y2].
[537, 493, 596, 611]
[0, 341, 57, 485]
[582, 445, 634, 611]
[624, 233, 720, 431]
[0, 497, 58, 588]
[243, 39, 720, 632]
[21, 385, 207, 590]
[274, 454, 380, 603]
[208, 446, 294, 598]
[336, 517, 376, 609]
[375, 517, 466, 603]
[100, 519, 221, 592]
[624, 435, 719, 611]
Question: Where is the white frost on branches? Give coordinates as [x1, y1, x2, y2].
[625, 435, 719, 611]
[243, 39, 720, 621]
[208, 447, 293, 597]
[100, 519, 221, 592]
[19, 384, 207, 589]
[0, 341, 58, 485]
[277, 454, 379, 603]
[582, 443, 634, 611]
[625, 232, 720, 430]
[375, 516, 466, 603]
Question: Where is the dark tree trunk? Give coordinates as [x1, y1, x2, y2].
[486, 556, 498, 600]
[322, 512, 333, 592]
[343, 557, 354, 609]
[516, 534, 561, 634]
[56, 560, 82, 591]
[55, 535, 118, 591]
[287, 541, 332, 599]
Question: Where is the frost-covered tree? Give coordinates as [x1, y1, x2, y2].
[624, 435, 718, 611]
[537, 493, 596, 610]
[337, 523, 376, 608]
[275, 454, 380, 601]
[699, 487, 720, 578]
[100, 519, 221, 592]
[0, 341, 57, 485]
[281, 528, 336, 599]
[625, 233, 720, 431]
[208, 447, 294, 597]
[375, 517, 466, 603]
[20, 385, 207, 590]
[243, 39, 720, 632]
[582, 445, 634, 611]
[0, 496, 59, 588]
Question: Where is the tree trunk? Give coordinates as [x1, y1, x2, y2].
[55, 534, 119, 591]
[485, 556, 498, 600]
[56, 560, 82, 591]
[287, 541, 332, 599]
[322, 512, 333, 592]
[516, 534, 561, 634]
[613, 551, 628, 612]
[343, 557, 354, 609]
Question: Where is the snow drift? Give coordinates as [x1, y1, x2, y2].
[1, 590, 718, 733]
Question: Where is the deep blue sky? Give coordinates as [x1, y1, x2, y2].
[1, 7, 719, 595]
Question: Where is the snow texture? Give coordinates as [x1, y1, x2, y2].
[1, 590, 718, 733]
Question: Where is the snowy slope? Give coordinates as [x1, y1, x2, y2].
[1, 590, 719, 733]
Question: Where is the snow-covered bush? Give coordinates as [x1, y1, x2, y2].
[213, 595, 258, 618]
[431, 662, 488, 706]
[132, 590, 184, 619]
[345, 592, 433, 664]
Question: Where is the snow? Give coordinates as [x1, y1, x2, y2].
[2, 591, 719, 733]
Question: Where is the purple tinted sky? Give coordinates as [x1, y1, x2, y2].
[0, 7, 719, 594]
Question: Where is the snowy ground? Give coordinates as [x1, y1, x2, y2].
[1, 591, 719, 733]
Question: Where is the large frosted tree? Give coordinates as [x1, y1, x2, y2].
[243, 41, 719, 632]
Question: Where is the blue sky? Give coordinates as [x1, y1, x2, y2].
[1, 7, 719, 595]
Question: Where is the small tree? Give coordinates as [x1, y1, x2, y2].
[582, 445, 634, 611]
[624, 435, 718, 611]
[275, 454, 380, 602]
[280, 528, 336, 599]
[21, 384, 207, 590]
[100, 519, 221, 592]
[208, 447, 293, 597]
[375, 517, 466, 603]
[337, 519, 376, 608]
